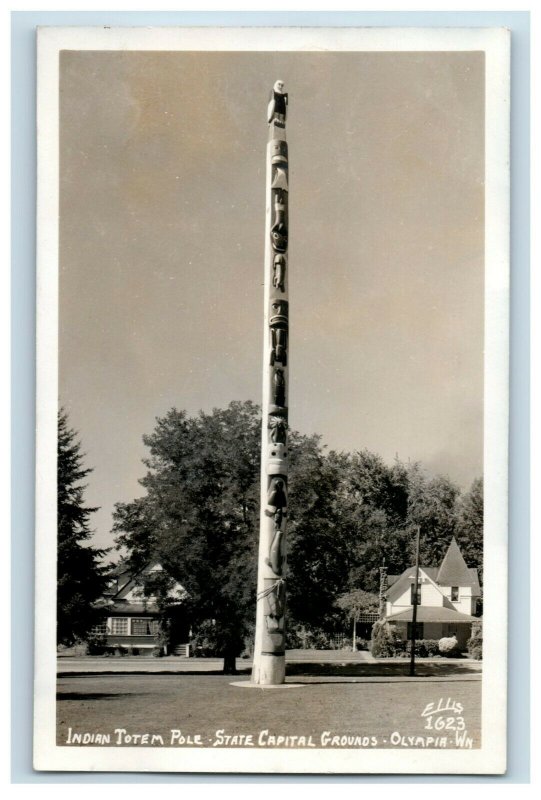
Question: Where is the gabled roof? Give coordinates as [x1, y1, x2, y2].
[385, 539, 481, 597]
[100, 561, 188, 606]
[102, 570, 132, 596]
[437, 538, 479, 590]
[386, 566, 438, 602]
[388, 568, 437, 588]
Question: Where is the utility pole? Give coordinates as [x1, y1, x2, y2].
[378, 558, 388, 619]
[252, 81, 290, 685]
[409, 525, 421, 677]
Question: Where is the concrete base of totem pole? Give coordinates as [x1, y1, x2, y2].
[230, 681, 306, 689]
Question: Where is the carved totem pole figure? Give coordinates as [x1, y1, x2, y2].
[270, 191, 288, 253]
[266, 476, 288, 512]
[267, 80, 288, 126]
[270, 140, 288, 165]
[268, 414, 287, 444]
[269, 299, 288, 366]
[272, 368, 286, 408]
[273, 254, 286, 292]
[271, 166, 289, 192]
[252, 83, 291, 685]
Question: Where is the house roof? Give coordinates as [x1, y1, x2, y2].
[385, 606, 478, 623]
[96, 601, 159, 615]
[386, 566, 438, 603]
[102, 568, 133, 596]
[97, 561, 187, 608]
[467, 568, 482, 596]
[436, 538, 480, 592]
[387, 568, 437, 586]
[385, 540, 480, 597]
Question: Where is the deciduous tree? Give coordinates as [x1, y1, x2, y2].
[112, 401, 484, 660]
[113, 401, 261, 673]
[336, 589, 379, 649]
[455, 477, 484, 584]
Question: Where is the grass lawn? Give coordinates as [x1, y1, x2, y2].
[57, 672, 481, 750]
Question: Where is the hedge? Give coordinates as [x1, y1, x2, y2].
[467, 620, 483, 660]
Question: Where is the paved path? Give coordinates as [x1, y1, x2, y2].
[58, 656, 230, 674]
[57, 649, 481, 678]
[286, 648, 376, 663]
[57, 648, 375, 675]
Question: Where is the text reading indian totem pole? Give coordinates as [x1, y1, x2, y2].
[64, 697, 474, 749]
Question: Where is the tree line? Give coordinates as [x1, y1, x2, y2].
[58, 402, 483, 663]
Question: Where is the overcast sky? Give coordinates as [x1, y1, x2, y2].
[59, 50, 485, 552]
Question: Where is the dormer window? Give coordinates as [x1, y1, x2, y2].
[451, 586, 459, 602]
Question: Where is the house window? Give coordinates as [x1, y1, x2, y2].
[111, 617, 128, 635]
[91, 621, 108, 636]
[410, 581, 421, 605]
[131, 618, 154, 636]
[451, 587, 459, 602]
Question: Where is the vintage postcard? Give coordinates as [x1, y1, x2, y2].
[34, 26, 510, 774]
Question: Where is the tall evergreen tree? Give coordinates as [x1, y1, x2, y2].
[57, 409, 108, 645]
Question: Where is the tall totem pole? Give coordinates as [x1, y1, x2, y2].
[252, 81, 290, 685]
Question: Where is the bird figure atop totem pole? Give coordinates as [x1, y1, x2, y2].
[267, 80, 288, 125]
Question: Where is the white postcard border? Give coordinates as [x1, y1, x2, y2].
[34, 24, 510, 774]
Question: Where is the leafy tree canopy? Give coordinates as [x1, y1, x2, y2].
[113, 402, 262, 672]
[336, 589, 380, 620]
[455, 477, 484, 585]
[112, 401, 484, 660]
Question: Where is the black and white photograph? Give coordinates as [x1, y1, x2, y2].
[34, 26, 510, 774]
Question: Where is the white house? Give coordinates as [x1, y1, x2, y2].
[384, 538, 481, 648]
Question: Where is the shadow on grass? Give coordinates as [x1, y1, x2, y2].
[58, 669, 253, 678]
[286, 662, 481, 678]
[57, 692, 141, 701]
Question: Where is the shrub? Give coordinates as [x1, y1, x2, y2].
[190, 619, 220, 657]
[370, 628, 446, 659]
[152, 617, 170, 655]
[405, 639, 440, 658]
[370, 621, 402, 657]
[240, 622, 255, 658]
[285, 624, 346, 650]
[328, 634, 352, 650]
[304, 629, 333, 649]
[424, 639, 441, 657]
[467, 621, 483, 660]
[284, 624, 304, 649]
[85, 632, 107, 656]
[438, 635, 461, 656]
